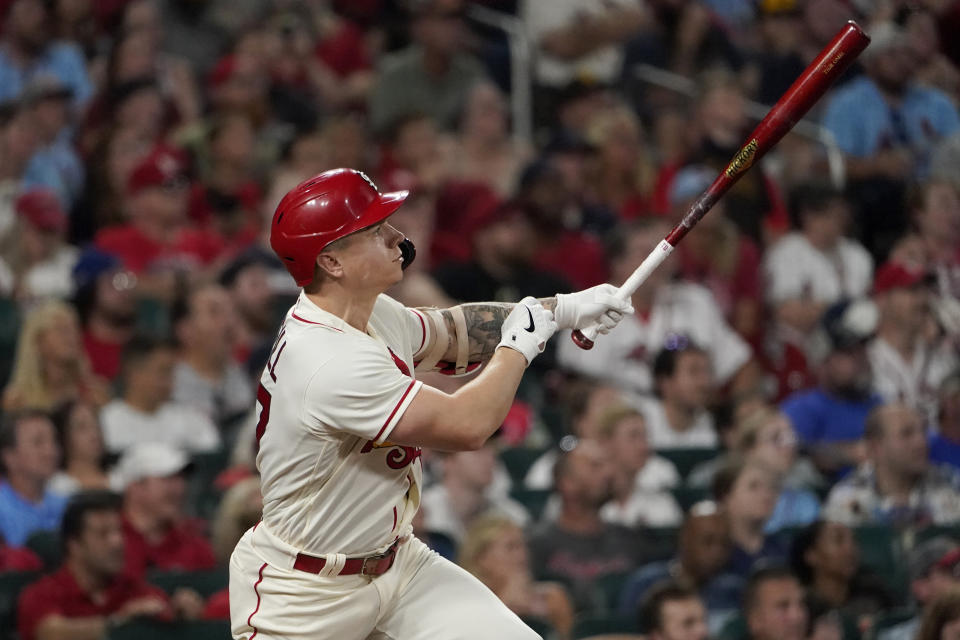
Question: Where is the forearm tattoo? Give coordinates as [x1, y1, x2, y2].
[440, 298, 557, 363]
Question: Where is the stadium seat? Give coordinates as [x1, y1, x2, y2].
[146, 568, 229, 598]
[188, 449, 232, 520]
[24, 530, 62, 571]
[0, 571, 40, 640]
[853, 525, 906, 596]
[508, 488, 552, 522]
[108, 619, 232, 640]
[670, 486, 711, 511]
[571, 613, 640, 639]
[656, 448, 720, 481]
[500, 447, 548, 486]
[594, 571, 633, 613]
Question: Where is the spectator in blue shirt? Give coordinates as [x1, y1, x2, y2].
[0, 0, 92, 109]
[0, 409, 67, 546]
[781, 299, 884, 479]
[21, 77, 84, 207]
[930, 372, 960, 471]
[619, 501, 744, 631]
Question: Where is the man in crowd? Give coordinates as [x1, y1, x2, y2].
[620, 501, 743, 627]
[16, 491, 177, 640]
[880, 537, 960, 640]
[930, 372, 960, 470]
[0, 410, 65, 546]
[637, 580, 710, 640]
[744, 565, 809, 640]
[99, 334, 220, 454]
[117, 442, 216, 579]
[824, 403, 960, 526]
[528, 439, 645, 612]
[172, 282, 253, 428]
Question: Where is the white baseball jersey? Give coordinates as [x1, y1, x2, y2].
[868, 336, 958, 420]
[764, 232, 874, 304]
[557, 282, 751, 394]
[255, 291, 429, 556]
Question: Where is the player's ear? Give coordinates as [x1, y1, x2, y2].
[316, 252, 344, 279]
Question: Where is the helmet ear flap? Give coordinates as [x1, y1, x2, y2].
[399, 238, 416, 270]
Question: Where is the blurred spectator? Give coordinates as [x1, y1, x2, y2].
[421, 442, 529, 547]
[638, 340, 718, 449]
[459, 515, 575, 639]
[790, 520, 894, 619]
[171, 283, 252, 428]
[433, 200, 571, 304]
[713, 456, 787, 577]
[780, 299, 883, 478]
[16, 491, 174, 640]
[823, 22, 960, 258]
[94, 145, 223, 286]
[116, 442, 216, 578]
[218, 249, 286, 371]
[595, 406, 682, 527]
[1, 188, 78, 302]
[668, 165, 762, 346]
[528, 439, 646, 612]
[448, 81, 532, 196]
[824, 403, 960, 526]
[653, 70, 787, 245]
[100, 334, 221, 454]
[930, 372, 960, 471]
[48, 401, 114, 496]
[764, 183, 874, 395]
[690, 406, 821, 533]
[916, 587, 960, 640]
[868, 260, 957, 418]
[896, 180, 960, 301]
[378, 113, 453, 195]
[0, 535, 42, 570]
[210, 475, 261, 565]
[744, 565, 808, 640]
[22, 77, 83, 206]
[368, 0, 487, 135]
[3, 300, 109, 411]
[0, 410, 65, 545]
[619, 501, 744, 624]
[880, 537, 960, 640]
[751, 0, 807, 106]
[583, 103, 655, 221]
[637, 580, 710, 640]
[902, 6, 960, 107]
[558, 219, 758, 398]
[72, 249, 137, 381]
[931, 132, 960, 191]
[158, 0, 230, 76]
[0, 0, 92, 108]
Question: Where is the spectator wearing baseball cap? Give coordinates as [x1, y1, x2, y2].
[879, 537, 960, 640]
[2, 188, 78, 302]
[117, 442, 216, 579]
[93, 145, 224, 285]
[868, 260, 957, 419]
[781, 298, 884, 479]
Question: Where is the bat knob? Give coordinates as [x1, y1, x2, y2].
[571, 330, 595, 350]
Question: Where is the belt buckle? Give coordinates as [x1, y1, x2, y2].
[361, 550, 389, 576]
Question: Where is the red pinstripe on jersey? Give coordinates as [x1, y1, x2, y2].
[247, 562, 268, 639]
[372, 380, 416, 442]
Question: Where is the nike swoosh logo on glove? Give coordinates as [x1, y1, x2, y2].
[524, 307, 535, 332]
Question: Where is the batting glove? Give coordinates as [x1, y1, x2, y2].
[554, 284, 635, 335]
[497, 297, 558, 366]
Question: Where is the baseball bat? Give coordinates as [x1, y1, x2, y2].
[572, 20, 870, 350]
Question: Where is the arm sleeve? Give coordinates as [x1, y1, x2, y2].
[302, 341, 423, 444]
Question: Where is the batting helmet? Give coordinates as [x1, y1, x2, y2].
[270, 168, 409, 286]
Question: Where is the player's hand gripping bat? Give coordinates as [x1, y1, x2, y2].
[572, 20, 871, 350]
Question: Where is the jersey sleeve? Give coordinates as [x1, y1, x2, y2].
[302, 340, 423, 444]
[376, 294, 429, 358]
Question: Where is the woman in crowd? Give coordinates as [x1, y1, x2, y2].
[48, 400, 114, 496]
[459, 515, 574, 640]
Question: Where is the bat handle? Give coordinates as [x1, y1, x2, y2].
[570, 240, 676, 350]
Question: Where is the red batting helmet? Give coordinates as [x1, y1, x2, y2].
[270, 169, 409, 286]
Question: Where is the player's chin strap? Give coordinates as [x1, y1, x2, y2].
[413, 306, 477, 377]
[399, 238, 416, 270]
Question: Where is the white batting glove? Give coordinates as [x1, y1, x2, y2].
[497, 297, 558, 366]
[554, 284, 635, 335]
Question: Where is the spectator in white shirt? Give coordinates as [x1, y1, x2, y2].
[100, 335, 220, 455]
[595, 405, 682, 527]
[638, 338, 719, 450]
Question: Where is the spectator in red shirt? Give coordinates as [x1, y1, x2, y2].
[115, 442, 216, 579]
[94, 145, 223, 300]
[16, 490, 172, 640]
[0, 536, 42, 571]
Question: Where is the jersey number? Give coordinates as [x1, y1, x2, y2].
[255, 331, 287, 452]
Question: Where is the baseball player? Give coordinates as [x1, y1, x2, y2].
[229, 168, 633, 640]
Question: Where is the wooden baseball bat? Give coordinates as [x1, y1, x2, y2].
[572, 20, 870, 350]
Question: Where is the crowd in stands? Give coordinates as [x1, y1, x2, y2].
[1, 0, 960, 639]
